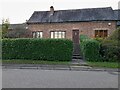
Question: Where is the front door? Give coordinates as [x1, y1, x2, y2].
[72, 30, 80, 55]
[72, 30, 79, 44]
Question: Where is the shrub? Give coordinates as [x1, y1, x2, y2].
[99, 28, 120, 62]
[106, 27, 120, 41]
[80, 34, 89, 42]
[80, 39, 101, 62]
[94, 38, 104, 43]
[100, 44, 120, 62]
[102, 40, 118, 46]
[2, 38, 73, 61]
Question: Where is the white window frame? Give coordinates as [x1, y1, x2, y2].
[32, 31, 43, 38]
[50, 31, 66, 39]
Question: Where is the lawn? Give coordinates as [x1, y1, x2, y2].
[87, 62, 119, 68]
[1, 60, 70, 65]
[1, 60, 119, 68]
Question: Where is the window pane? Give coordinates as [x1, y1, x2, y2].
[95, 30, 108, 38]
[40, 32, 43, 38]
[58, 32, 61, 38]
[104, 30, 108, 37]
[32, 32, 36, 38]
[95, 30, 98, 37]
[51, 32, 54, 38]
[55, 32, 57, 38]
[62, 32, 65, 38]
[32, 31, 43, 38]
[36, 32, 39, 38]
[51, 31, 66, 39]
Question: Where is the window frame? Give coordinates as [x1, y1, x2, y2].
[95, 30, 108, 38]
[50, 31, 66, 39]
[32, 31, 43, 38]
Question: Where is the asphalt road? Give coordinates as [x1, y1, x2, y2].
[2, 69, 118, 88]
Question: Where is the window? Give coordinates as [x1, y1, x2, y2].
[32, 31, 43, 38]
[95, 30, 108, 38]
[50, 31, 66, 39]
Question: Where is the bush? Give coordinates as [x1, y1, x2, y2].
[102, 40, 118, 46]
[100, 44, 120, 62]
[80, 38, 101, 62]
[94, 38, 104, 43]
[106, 27, 120, 41]
[99, 28, 120, 62]
[80, 34, 90, 42]
[2, 38, 73, 61]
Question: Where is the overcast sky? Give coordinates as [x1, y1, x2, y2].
[0, 0, 120, 24]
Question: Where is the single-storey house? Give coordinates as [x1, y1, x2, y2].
[6, 23, 29, 38]
[27, 6, 119, 44]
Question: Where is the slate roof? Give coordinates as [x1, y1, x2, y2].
[8, 23, 27, 30]
[27, 7, 117, 24]
[114, 9, 120, 26]
[114, 9, 120, 20]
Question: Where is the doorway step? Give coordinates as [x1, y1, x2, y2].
[71, 43, 87, 65]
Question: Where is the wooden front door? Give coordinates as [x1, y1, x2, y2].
[72, 30, 79, 44]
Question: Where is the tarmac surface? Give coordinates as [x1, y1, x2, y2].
[2, 69, 118, 88]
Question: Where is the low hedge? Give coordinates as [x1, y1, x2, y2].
[2, 38, 73, 61]
[100, 45, 120, 62]
[81, 39, 100, 61]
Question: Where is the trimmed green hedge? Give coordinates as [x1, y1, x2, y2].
[2, 39, 73, 61]
[81, 39, 100, 61]
[80, 35, 100, 61]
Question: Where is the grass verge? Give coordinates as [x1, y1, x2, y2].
[2, 60, 70, 65]
[1, 60, 119, 68]
[87, 62, 119, 68]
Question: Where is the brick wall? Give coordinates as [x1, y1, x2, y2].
[28, 21, 117, 40]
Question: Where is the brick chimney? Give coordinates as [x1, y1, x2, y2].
[50, 6, 54, 15]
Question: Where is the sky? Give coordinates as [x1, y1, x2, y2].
[0, 0, 120, 24]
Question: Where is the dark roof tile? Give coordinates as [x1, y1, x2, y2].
[27, 7, 116, 23]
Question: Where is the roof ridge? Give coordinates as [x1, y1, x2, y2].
[34, 7, 112, 12]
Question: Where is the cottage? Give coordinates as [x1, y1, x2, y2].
[27, 6, 119, 44]
[6, 23, 29, 38]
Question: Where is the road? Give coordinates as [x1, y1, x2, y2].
[2, 69, 118, 88]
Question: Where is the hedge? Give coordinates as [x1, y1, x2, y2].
[2, 38, 73, 61]
[80, 35, 100, 62]
[99, 28, 120, 62]
[81, 39, 100, 61]
[100, 44, 120, 62]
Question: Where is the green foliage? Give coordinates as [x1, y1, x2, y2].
[101, 40, 118, 46]
[87, 62, 119, 68]
[99, 28, 120, 62]
[94, 38, 104, 43]
[80, 28, 120, 62]
[0, 25, 2, 39]
[2, 39, 73, 61]
[80, 34, 89, 42]
[80, 35, 100, 62]
[2, 19, 10, 38]
[81, 39, 100, 61]
[100, 44, 120, 62]
[106, 27, 120, 41]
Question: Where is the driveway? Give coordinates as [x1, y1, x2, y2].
[2, 69, 118, 88]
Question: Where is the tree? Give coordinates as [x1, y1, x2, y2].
[2, 18, 10, 38]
